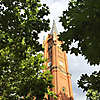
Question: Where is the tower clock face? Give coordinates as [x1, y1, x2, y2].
[60, 61, 63, 66]
[48, 62, 51, 66]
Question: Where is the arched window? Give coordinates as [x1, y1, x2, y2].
[62, 87, 65, 93]
[48, 42, 52, 51]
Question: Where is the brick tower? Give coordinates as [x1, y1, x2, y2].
[43, 20, 74, 100]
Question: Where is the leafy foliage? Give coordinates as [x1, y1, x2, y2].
[77, 71, 100, 100]
[59, 0, 100, 65]
[86, 89, 100, 100]
[0, 0, 57, 99]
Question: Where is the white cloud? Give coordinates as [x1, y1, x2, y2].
[67, 53, 100, 100]
[39, 0, 100, 100]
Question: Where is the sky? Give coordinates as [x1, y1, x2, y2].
[39, 0, 100, 100]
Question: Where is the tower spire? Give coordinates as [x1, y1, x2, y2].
[50, 20, 58, 35]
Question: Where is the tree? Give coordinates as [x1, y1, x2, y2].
[58, 0, 100, 99]
[77, 71, 100, 100]
[86, 89, 100, 100]
[0, 0, 57, 99]
[59, 0, 100, 65]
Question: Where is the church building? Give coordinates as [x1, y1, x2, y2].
[43, 20, 74, 100]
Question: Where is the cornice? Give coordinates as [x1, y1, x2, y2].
[49, 66, 71, 76]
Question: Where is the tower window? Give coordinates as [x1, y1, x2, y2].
[62, 87, 65, 93]
[48, 42, 52, 51]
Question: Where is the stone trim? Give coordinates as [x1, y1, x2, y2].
[50, 66, 71, 76]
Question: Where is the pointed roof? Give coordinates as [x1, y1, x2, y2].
[50, 20, 58, 35]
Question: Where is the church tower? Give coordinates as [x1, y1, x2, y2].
[43, 20, 74, 100]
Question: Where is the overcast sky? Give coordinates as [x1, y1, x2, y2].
[39, 0, 100, 100]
